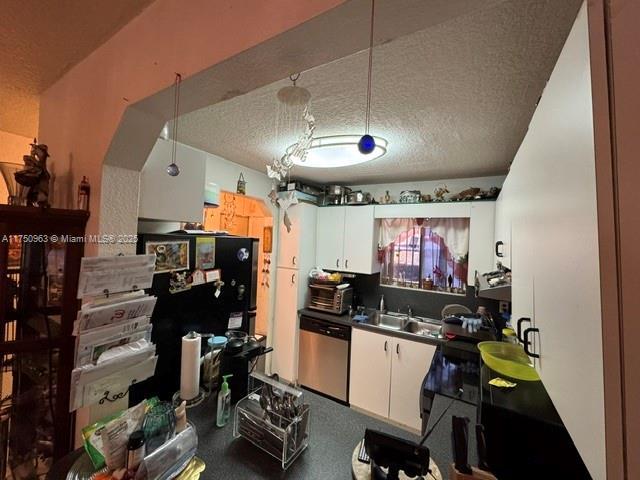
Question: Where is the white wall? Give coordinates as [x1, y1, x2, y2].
[495, 4, 604, 478]
[349, 175, 505, 203]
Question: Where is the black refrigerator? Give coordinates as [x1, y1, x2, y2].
[130, 232, 259, 402]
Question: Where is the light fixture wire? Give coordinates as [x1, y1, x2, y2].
[171, 73, 182, 171]
[365, 0, 376, 135]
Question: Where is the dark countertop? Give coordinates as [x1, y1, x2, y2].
[187, 389, 420, 479]
[48, 391, 422, 480]
[298, 308, 444, 346]
[423, 342, 481, 407]
[480, 364, 562, 426]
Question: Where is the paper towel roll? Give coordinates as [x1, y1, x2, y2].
[180, 332, 201, 400]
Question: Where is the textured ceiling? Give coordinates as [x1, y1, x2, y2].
[177, 0, 581, 185]
[0, 0, 156, 137]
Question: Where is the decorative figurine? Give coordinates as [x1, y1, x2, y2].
[77, 176, 90, 210]
[433, 184, 449, 202]
[236, 172, 246, 195]
[14, 139, 51, 207]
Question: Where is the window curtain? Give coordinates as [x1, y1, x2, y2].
[379, 218, 418, 249]
[429, 218, 470, 260]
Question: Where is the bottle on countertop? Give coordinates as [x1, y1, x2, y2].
[379, 294, 385, 312]
[216, 374, 233, 427]
[125, 430, 145, 470]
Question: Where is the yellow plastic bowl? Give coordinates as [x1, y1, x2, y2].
[478, 341, 541, 381]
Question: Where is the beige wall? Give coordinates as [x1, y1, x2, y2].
[38, 0, 345, 254]
[0, 130, 32, 204]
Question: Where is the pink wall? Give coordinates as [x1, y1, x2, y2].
[0, 130, 32, 204]
[38, 0, 345, 239]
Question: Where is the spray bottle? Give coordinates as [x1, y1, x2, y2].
[216, 374, 233, 427]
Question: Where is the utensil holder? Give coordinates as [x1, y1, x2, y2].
[233, 374, 309, 469]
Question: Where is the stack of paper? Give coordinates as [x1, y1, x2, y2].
[70, 255, 159, 412]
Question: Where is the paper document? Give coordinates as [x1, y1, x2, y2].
[75, 317, 152, 367]
[70, 347, 157, 411]
[77, 255, 156, 298]
[75, 295, 157, 333]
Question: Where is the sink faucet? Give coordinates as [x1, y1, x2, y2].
[407, 305, 413, 317]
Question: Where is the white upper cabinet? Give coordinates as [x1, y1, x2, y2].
[316, 207, 346, 270]
[468, 201, 497, 278]
[277, 202, 317, 271]
[343, 206, 380, 274]
[491, 7, 605, 478]
[315, 205, 380, 274]
[139, 139, 206, 222]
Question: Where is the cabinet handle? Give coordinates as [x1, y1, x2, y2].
[516, 317, 531, 343]
[345, 259, 349, 269]
[495, 241, 504, 258]
[384, 340, 388, 352]
[523, 327, 540, 358]
[291, 274, 296, 284]
[336, 258, 340, 268]
[292, 256, 296, 266]
[396, 343, 400, 355]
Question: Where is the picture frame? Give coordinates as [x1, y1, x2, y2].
[145, 240, 189, 273]
[195, 236, 216, 270]
[263, 226, 273, 253]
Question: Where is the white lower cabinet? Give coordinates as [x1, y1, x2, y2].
[349, 328, 392, 418]
[349, 328, 436, 430]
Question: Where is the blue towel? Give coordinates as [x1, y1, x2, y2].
[353, 314, 368, 323]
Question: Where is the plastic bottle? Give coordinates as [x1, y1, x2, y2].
[216, 374, 233, 427]
[379, 294, 385, 312]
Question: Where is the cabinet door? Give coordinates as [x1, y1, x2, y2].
[277, 206, 302, 269]
[343, 206, 380, 274]
[349, 328, 392, 418]
[270, 268, 300, 382]
[389, 338, 437, 430]
[316, 206, 345, 270]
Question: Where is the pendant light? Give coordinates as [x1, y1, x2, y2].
[358, 0, 377, 155]
[167, 73, 182, 176]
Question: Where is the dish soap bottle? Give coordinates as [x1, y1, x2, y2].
[216, 374, 233, 427]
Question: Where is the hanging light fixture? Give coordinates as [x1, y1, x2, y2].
[266, 73, 315, 181]
[166, 73, 182, 177]
[358, 0, 377, 154]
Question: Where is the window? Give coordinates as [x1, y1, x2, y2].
[380, 217, 470, 293]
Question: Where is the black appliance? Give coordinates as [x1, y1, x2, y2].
[130, 233, 259, 402]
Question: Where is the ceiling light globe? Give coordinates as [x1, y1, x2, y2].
[358, 134, 376, 154]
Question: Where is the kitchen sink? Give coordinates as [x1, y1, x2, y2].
[404, 320, 443, 338]
[369, 312, 443, 339]
[375, 313, 409, 331]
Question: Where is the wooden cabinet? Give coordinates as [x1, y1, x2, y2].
[277, 202, 317, 270]
[350, 328, 436, 430]
[316, 207, 346, 270]
[349, 328, 392, 418]
[315, 205, 380, 274]
[0, 206, 89, 473]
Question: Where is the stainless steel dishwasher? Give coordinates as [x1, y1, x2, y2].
[298, 315, 351, 404]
